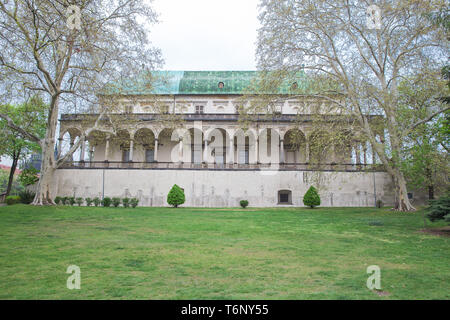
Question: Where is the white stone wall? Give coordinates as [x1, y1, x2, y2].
[54, 169, 394, 207]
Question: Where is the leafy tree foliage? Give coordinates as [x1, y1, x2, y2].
[398, 72, 449, 199]
[18, 167, 40, 187]
[0, 97, 46, 197]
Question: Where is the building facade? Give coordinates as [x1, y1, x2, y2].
[55, 71, 394, 207]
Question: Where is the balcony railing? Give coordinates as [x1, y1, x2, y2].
[58, 161, 385, 172]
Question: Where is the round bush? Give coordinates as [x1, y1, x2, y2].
[303, 186, 321, 208]
[112, 197, 121, 207]
[240, 200, 249, 208]
[85, 197, 93, 206]
[93, 197, 101, 207]
[5, 195, 21, 205]
[130, 198, 139, 208]
[75, 197, 84, 206]
[102, 197, 112, 207]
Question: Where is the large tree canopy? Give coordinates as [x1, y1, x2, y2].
[0, 0, 162, 205]
[256, 0, 449, 211]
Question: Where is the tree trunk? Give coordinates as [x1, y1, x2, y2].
[428, 185, 434, 200]
[5, 151, 20, 197]
[391, 168, 416, 211]
[32, 95, 59, 206]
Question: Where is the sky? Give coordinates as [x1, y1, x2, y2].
[150, 0, 260, 71]
[0, 0, 260, 167]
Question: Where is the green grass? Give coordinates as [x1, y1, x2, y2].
[0, 204, 448, 299]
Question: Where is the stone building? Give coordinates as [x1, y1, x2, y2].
[55, 71, 394, 207]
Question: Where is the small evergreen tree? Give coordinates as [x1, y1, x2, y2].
[303, 186, 321, 208]
[426, 193, 450, 222]
[167, 184, 185, 208]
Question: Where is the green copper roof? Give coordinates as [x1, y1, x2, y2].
[103, 70, 309, 95]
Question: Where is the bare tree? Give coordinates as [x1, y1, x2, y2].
[256, 0, 449, 211]
[0, 0, 162, 205]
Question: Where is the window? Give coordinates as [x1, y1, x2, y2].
[195, 105, 204, 114]
[145, 149, 154, 162]
[124, 105, 133, 114]
[278, 190, 292, 204]
[122, 149, 130, 162]
[407, 192, 413, 199]
[161, 105, 169, 114]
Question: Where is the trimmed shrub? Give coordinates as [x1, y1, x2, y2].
[130, 198, 139, 208]
[54, 196, 62, 205]
[112, 197, 121, 207]
[68, 197, 76, 206]
[61, 196, 68, 205]
[240, 200, 249, 208]
[75, 197, 84, 206]
[303, 186, 321, 208]
[427, 194, 450, 222]
[5, 195, 21, 205]
[122, 198, 130, 208]
[19, 190, 35, 204]
[167, 184, 185, 208]
[101, 197, 112, 207]
[85, 197, 93, 207]
[93, 197, 101, 207]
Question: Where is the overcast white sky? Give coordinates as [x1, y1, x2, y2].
[150, 0, 260, 70]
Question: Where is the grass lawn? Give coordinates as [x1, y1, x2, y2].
[0, 204, 448, 299]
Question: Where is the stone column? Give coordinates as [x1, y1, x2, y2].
[178, 139, 183, 163]
[228, 137, 234, 164]
[129, 139, 134, 162]
[363, 144, 367, 165]
[372, 147, 376, 164]
[57, 137, 63, 159]
[280, 139, 285, 164]
[305, 141, 310, 163]
[69, 138, 74, 162]
[355, 144, 361, 165]
[154, 138, 158, 162]
[104, 136, 110, 162]
[255, 137, 259, 164]
[79, 136, 86, 162]
[203, 139, 208, 163]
